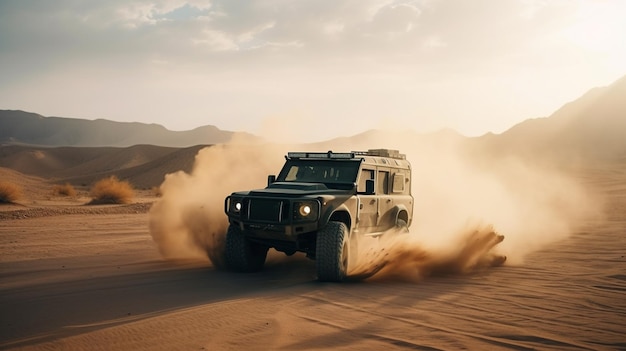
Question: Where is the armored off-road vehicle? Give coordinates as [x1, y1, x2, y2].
[224, 149, 413, 281]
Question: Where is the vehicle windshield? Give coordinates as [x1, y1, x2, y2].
[277, 160, 360, 184]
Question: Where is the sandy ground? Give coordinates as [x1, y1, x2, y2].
[1, 165, 625, 351]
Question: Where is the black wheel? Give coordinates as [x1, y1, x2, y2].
[224, 224, 268, 272]
[316, 221, 352, 282]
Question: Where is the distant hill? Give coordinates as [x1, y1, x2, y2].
[322, 76, 626, 164]
[1, 75, 624, 188]
[57, 145, 207, 189]
[0, 144, 206, 189]
[468, 75, 626, 163]
[0, 110, 249, 147]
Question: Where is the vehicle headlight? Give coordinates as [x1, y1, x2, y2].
[294, 200, 319, 221]
[299, 204, 311, 216]
[229, 199, 242, 213]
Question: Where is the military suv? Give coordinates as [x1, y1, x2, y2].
[224, 149, 413, 281]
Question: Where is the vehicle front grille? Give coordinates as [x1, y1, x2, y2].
[248, 198, 285, 222]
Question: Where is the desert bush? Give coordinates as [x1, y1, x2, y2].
[89, 176, 135, 204]
[0, 181, 22, 203]
[52, 183, 77, 197]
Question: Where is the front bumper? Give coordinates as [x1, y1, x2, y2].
[230, 220, 320, 241]
[225, 195, 321, 241]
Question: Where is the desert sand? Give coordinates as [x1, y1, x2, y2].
[1, 151, 625, 351]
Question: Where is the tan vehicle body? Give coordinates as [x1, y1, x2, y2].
[223, 149, 413, 281]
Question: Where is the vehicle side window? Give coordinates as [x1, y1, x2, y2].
[392, 173, 405, 193]
[358, 169, 375, 193]
[378, 171, 389, 194]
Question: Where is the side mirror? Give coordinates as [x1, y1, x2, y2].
[365, 179, 375, 195]
[267, 175, 276, 187]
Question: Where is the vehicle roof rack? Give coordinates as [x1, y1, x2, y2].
[353, 149, 406, 160]
[287, 149, 406, 160]
[287, 151, 356, 159]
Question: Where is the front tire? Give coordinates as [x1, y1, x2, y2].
[316, 221, 351, 282]
[224, 224, 268, 272]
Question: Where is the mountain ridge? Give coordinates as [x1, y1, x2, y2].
[1, 75, 624, 188]
[0, 110, 247, 147]
[476, 75, 626, 162]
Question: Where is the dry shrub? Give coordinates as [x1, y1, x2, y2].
[0, 181, 22, 203]
[89, 176, 134, 204]
[52, 183, 77, 197]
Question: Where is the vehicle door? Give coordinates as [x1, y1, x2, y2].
[390, 169, 412, 225]
[356, 168, 377, 232]
[376, 168, 394, 230]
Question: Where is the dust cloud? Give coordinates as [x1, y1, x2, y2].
[149, 129, 602, 280]
[342, 131, 602, 280]
[349, 225, 507, 281]
[148, 139, 286, 266]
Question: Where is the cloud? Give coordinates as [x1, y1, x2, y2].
[0, 0, 624, 141]
[0, 0, 572, 67]
[422, 35, 447, 49]
[369, 3, 422, 35]
[192, 29, 240, 52]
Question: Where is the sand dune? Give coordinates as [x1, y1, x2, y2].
[1, 79, 625, 349]
[0, 145, 175, 180]
[1, 149, 624, 350]
[0, 145, 206, 190]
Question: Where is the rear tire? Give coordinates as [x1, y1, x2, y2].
[316, 221, 351, 282]
[224, 224, 268, 272]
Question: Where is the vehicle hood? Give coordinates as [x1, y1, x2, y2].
[235, 182, 353, 197]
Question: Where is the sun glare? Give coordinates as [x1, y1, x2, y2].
[563, 1, 626, 53]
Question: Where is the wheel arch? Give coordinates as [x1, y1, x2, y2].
[394, 205, 410, 226]
[328, 210, 352, 230]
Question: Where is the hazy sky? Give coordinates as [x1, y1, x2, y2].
[1, 0, 624, 142]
